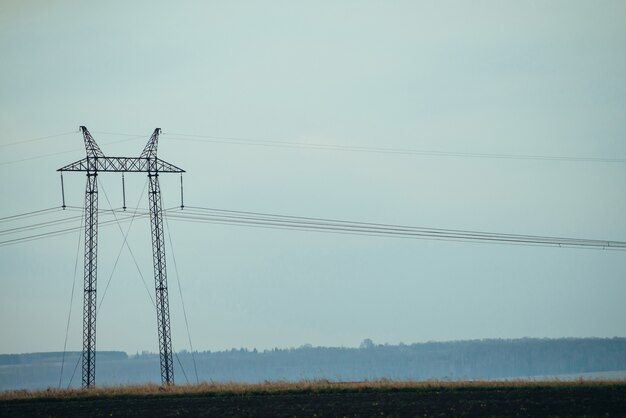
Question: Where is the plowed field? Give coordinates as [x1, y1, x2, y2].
[2, 382, 625, 417]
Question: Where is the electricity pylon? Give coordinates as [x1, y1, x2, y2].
[58, 127, 184, 388]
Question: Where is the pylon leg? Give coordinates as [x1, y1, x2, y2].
[148, 173, 174, 385]
[82, 173, 98, 388]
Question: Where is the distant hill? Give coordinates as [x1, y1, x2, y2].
[1, 338, 625, 390]
[0, 351, 126, 366]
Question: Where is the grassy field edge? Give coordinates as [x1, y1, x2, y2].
[3, 379, 626, 401]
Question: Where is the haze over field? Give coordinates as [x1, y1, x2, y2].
[1, 1, 625, 359]
[2, 338, 626, 390]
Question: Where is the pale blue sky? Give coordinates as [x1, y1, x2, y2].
[1, 1, 625, 355]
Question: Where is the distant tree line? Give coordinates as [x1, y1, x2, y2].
[1, 338, 625, 390]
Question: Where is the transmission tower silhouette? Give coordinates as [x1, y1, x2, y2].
[58, 127, 184, 388]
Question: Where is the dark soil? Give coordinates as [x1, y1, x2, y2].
[2, 385, 626, 417]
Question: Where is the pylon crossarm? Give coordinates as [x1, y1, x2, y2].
[57, 157, 184, 173]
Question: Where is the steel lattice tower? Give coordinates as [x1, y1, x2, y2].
[59, 127, 184, 387]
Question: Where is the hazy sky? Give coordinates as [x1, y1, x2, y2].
[1, 1, 625, 356]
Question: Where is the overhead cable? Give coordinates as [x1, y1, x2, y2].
[169, 205, 626, 250]
[2, 205, 624, 250]
[2, 129, 624, 164]
[163, 132, 626, 164]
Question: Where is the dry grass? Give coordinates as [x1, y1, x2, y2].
[2, 378, 626, 401]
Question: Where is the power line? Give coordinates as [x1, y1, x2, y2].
[0, 131, 77, 149]
[163, 206, 626, 250]
[0, 136, 147, 167]
[2, 129, 624, 164]
[175, 206, 625, 250]
[162, 132, 626, 164]
[0, 214, 84, 236]
[0, 210, 151, 247]
[2, 205, 624, 250]
[0, 207, 61, 223]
